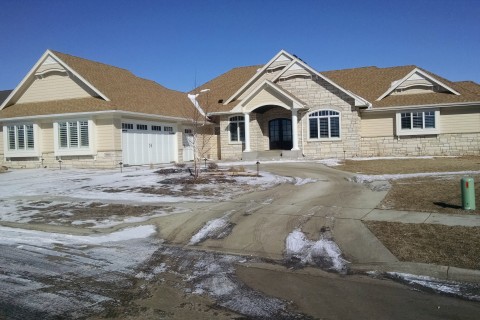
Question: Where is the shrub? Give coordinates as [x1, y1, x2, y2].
[208, 162, 218, 170]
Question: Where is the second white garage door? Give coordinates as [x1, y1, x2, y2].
[121, 121, 177, 165]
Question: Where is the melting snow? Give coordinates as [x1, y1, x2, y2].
[353, 170, 480, 183]
[387, 272, 480, 302]
[189, 211, 234, 245]
[285, 229, 348, 272]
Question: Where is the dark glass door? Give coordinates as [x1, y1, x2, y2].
[269, 118, 292, 150]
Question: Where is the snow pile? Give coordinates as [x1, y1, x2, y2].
[189, 211, 234, 245]
[352, 170, 480, 183]
[317, 159, 342, 166]
[387, 272, 480, 302]
[285, 229, 348, 272]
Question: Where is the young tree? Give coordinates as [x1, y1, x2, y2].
[185, 88, 215, 180]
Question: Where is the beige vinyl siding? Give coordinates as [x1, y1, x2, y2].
[95, 118, 121, 152]
[40, 122, 54, 153]
[17, 74, 93, 104]
[360, 112, 395, 137]
[0, 126, 4, 155]
[238, 69, 282, 100]
[243, 87, 292, 112]
[440, 107, 480, 134]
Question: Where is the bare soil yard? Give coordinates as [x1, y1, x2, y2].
[365, 221, 480, 270]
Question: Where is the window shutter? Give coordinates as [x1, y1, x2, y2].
[80, 121, 89, 147]
[26, 125, 34, 149]
[8, 126, 16, 150]
[59, 122, 68, 148]
[17, 126, 25, 149]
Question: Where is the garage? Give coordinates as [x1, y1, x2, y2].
[121, 120, 177, 165]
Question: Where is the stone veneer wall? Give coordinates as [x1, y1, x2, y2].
[219, 115, 244, 160]
[277, 75, 361, 158]
[3, 151, 123, 169]
[359, 133, 480, 157]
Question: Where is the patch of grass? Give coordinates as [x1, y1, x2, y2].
[336, 156, 480, 175]
[365, 221, 480, 270]
[378, 175, 480, 215]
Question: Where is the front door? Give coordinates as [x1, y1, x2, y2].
[269, 118, 292, 150]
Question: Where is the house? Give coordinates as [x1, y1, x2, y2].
[192, 50, 480, 160]
[0, 50, 198, 169]
[1, 49, 479, 169]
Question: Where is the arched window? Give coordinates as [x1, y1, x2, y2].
[229, 116, 245, 142]
[309, 110, 340, 139]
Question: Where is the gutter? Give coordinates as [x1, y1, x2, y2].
[362, 101, 480, 113]
[0, 110, 193, 123]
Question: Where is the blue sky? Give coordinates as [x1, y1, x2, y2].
[0, 0, 478, 92]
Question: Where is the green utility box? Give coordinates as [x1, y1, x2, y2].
[460, 177, 476, 210]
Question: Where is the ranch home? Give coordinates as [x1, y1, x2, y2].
[1, 50, 479, 168]
[193, 50, 480, 161]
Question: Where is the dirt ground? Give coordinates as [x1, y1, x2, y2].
[365, 221, 480, 270]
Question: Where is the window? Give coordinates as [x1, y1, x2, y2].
[122, 123, 133, 130]
[309, 110, 340, 139]
[401, 111, 435, 130]
[152, 125, 162, 131]
[397, 110, 439, 135]
[7, 124, 35, 151]
[164, 126, 174, 133]
[137, 124, 147, 130]
[184, 128, 192, 134]
[229, 116, 245, 142]
[58, 120, 89, 149]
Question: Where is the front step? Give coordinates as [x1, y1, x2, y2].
[242, 150, 302, 161]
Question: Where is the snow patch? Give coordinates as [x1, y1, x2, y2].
[189, 211, 234, 245]
[285, 229, 348, 272]
[352, 170, 480, 183]
[387, 272, 480, 302]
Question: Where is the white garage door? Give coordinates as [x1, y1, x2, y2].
[121, 121, 177, 165]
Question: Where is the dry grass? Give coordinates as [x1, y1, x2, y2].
[336, 156, 480, 174]
[365, 221, 480, 270]
[379, 175, 480, 215]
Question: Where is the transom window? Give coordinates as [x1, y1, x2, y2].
[164, 126, 174, 132]
[137, 124, 148, 130]
[7, 124, 34, 151]
[229, 116, 245, 142]
[151, 125, 162, 131]
[309, 110, 340, 139]
[58, 120, 89, 148]
[401, 111, 435, 130]
[122, 123, 133, 130]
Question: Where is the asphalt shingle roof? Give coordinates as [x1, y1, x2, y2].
[0, 50, 195, 119]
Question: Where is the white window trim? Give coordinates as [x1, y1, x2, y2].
[395, 109, 440, 136]
[54, 119, 95, 156]
[307, 109, 342, 141]
[228, 115, 245, 144]
[3, 123, 40, 158]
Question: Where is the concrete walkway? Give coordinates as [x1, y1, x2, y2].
[363, 209, 480, 227]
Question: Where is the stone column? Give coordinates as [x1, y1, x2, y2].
[244, 112, 251, 152]
[291, 109, 299, 150]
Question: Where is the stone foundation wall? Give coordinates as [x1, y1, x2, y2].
[359, 133, 480, 157]
[2, 151, 123, 169]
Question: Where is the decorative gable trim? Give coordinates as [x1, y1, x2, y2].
[223, 50, 296, 105]
[272, 59, 371, 108]
[376, 68, 460, 101]
[232, 79, 307, 113]
[0, 50, 110, 110]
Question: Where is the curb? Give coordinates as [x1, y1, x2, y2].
[350, 262, 480, 283]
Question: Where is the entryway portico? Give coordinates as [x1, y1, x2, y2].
[233, 80, 306, 155]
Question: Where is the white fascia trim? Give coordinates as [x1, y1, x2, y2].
[0, 110, 191, 123]
[272, 59, 371, 108]
[187, 94, 206, 117]
[223, 50, 296, 105]
[0, 50, 109, 110]
[236, 79, 306, 111]
[376, 68, 461, 101]
[48, 51, 110, 101]
[361, 101, 480, 113]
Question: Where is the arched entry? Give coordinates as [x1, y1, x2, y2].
[269, 118, 292, 150]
